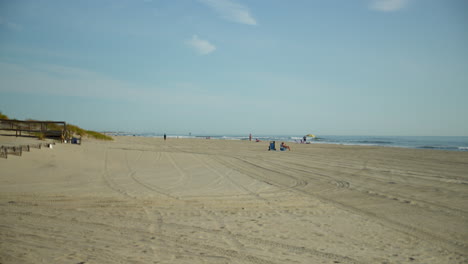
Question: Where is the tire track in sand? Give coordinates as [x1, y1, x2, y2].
[125, 151, 179, 200]
[231, 156, 468, 257]
[9, 206, 361, 264]
[101, 148, 133, 199]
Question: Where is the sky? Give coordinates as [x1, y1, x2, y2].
[0, 0, 467, 136]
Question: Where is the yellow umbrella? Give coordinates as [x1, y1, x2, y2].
[306, 134, 315, 138]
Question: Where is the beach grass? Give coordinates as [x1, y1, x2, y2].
[85, 130, 113, 141]
[1, 112, 112, 141]
[67, 124, 87, 136]
[33, 132, 46, 140]
[66, 124, 113, 140]
[0, 112, 9, 119]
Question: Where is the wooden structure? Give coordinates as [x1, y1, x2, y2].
[0, 143, 52, 159]
[0, 119, 70, 141]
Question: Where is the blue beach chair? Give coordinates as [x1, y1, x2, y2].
[268, 141, 276, 151]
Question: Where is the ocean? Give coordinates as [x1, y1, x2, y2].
[107, 132, 468, 152]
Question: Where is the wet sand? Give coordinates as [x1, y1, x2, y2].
[1, 136, 467, 263]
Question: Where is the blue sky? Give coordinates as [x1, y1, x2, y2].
[0, 0, 467, 136]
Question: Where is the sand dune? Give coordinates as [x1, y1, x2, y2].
[1, 136, 467, 263]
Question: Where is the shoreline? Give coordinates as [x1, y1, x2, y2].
[1, 135, 467, 263]
[105, 132, 468, 152]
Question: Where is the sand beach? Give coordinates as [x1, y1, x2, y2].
[1, 136, 468, 263]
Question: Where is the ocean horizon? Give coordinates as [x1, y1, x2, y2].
[105, 132, 468, 152]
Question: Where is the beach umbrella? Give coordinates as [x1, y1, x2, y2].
[306, 134, 316, 138]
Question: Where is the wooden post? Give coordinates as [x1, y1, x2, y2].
[63, 122, 67, 143]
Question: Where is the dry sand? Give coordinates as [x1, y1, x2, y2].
[1, 136, 467, 264]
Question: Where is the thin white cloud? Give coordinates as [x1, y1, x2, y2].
[0, 62, 144, 100]
[187, 35, 216, 55]
[369, 0, 408, 12]
[199, 0, 257, 25]
[0, 16, 23, 31]
[0, 62, 237, 107]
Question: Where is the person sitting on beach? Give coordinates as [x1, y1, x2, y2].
[281, 142, 291, 151]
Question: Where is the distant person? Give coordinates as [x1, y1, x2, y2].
[281, 142, 291, 151]
[303, 136, 306, 143]
[249, 133, 252, 141]
[164, 133, 166, 140]
[256, 138, 261, 142]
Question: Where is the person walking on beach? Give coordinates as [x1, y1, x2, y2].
[164, 133, 166, 141]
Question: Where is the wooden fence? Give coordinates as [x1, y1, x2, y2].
[0, 143, 53, 159]
[0, 119, 69, 141]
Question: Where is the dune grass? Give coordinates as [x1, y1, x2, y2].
[67, 124, 113, 141]
[0, 112, 9, 119]
[67, 124, 87, 137]
[33, 132, 46, 140]
[1, 112, 112, 141]
[85, 130, 113, 141]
